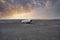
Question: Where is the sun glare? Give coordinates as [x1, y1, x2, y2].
[1, 9, 35, 19]
[8, 9, 35, 19]
[9, 12, 33, 19]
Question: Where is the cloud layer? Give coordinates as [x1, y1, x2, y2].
[0, 0, 60, 19]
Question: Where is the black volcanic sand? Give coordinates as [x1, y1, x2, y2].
[0, 20, 60, 40]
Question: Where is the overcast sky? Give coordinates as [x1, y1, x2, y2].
[0, 0, 60, 19]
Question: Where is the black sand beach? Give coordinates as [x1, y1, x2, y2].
[0, 20, 60, 40]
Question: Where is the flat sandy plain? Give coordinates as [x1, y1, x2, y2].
[0, 20, 60, 40]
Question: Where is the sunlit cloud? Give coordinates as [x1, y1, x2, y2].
[0, 0, 6, 3]
[0, 0, 60, 19]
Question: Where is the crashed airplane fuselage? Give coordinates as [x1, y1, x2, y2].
[21, 19, 32, 24]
